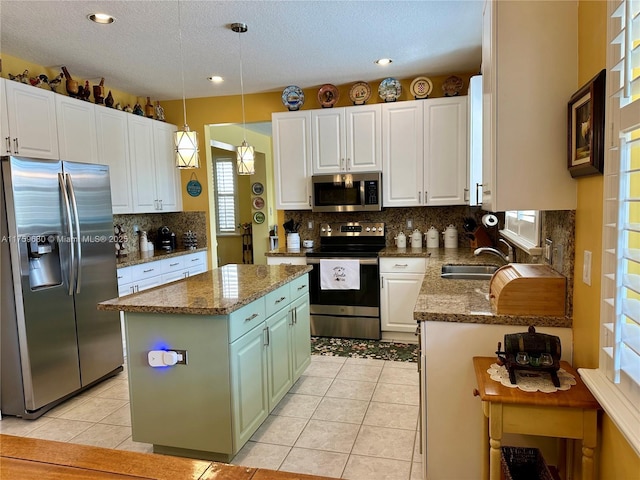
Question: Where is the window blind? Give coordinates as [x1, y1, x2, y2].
[590, 0, 640, 453]
[214, 159, 238, 234]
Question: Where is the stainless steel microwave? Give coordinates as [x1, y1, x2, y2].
[311, 172, 382, 212]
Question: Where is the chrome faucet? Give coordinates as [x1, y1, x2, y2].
[474, 239, 514, 264]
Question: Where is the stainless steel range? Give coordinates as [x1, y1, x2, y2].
[306, 222, 385, 340]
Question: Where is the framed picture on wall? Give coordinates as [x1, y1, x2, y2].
[567, 69, 606, 178]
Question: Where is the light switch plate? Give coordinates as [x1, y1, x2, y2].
[583, 250, 592, 286]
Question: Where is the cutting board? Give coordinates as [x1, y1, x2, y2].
[489, 263, 566, 316]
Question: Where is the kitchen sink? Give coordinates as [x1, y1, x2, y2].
[440, 264, 500, 280]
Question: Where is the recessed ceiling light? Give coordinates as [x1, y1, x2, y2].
[375, 58, 393, 66]
[88, 13, 115, 24]
[208, 76, 224, 83]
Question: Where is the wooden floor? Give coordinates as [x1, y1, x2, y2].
[0, 434, 339, 480]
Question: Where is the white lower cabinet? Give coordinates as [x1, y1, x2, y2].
[117, 251, 207, 296]
[266, 256, 307, 266]
[380, 257, 427, 333]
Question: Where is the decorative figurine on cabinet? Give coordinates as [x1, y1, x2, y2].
[79, 80, 92, 101]
[93, 78, 105, 104]
[123, 104, 133, 113]
[61, 66, 79, 98]
[104, 91, 114, 108]
[155, 101, 165, 121]
[46, 73, 63, 92]
[133, 103, 144, 116]
[8, 69, 30, 84]
[144, 97, 154, 118]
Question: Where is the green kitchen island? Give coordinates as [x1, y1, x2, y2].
[98, 264, 312, 462]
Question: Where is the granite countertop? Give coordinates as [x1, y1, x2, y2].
[414, 248, 572, 328]
[265, 247, 309, 257]
[379, 246, 432, 257]
[98, 264, 312, 315]
[116, 247, 208, 268]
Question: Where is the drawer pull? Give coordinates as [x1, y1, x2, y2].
[191, 258, 199, 262]
[244, 313, 259, 322]
[297, 284, 307, 290]
[117, 275, 123, 279]
[170, 262, 180, 267]
[275, 296, 286, 304]
[395, 264, 409, 268]
[143, 268, 154, 273]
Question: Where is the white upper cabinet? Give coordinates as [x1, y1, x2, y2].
[56, 95, 99, 164]
[1, 79, 10, 155]
[152, 120, 182, 212]
[95, 107, 133, 213]
[423, 96, 468, 206]
[382, 101, 424, 207]
[128, 115, 181, 213]
[481, 0, 577, 211]
[3, 79, 59, 159]
[312, 105, 381, 174]
[272, 111, 312, 210]
[468, 75, 483, 206]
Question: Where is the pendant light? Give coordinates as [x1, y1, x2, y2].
[232, 22, 255, 175]
[174, 0, 199, 169]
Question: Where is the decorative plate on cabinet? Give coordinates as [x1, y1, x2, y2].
[251, 182, 264, 195]
[252, 196, 265, 210]
[349, 81, 371, 105]
[442, 75, 464, 96]
[378, 77, 402, 102]
[317, 84, 339, 108]
[281, 86, 305, 111]
[410, 76, 433, 99]
[253, 211, 265, 224]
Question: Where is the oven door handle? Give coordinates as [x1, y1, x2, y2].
[306, 257, 378, 265]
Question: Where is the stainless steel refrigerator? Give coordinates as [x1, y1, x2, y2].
[1, 156, 123, 419]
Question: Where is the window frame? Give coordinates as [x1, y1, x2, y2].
[500, 210, 542, 256]
[579, 0, 640, 457]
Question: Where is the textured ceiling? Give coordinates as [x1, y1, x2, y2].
[0, 0, 483, 101]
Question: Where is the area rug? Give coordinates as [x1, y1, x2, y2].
[311, 336, 418, 363]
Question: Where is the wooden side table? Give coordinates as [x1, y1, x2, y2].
[472, 356, 600, 480]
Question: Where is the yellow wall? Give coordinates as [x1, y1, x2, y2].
[575, 0, 640, 475]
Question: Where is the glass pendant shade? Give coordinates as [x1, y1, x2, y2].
[175, 126, 200, 168]
[236, 140, 255, 175]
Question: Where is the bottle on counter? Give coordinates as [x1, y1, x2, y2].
[139, 231, 148, 252]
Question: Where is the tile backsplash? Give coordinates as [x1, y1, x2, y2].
[283, 206, 575, 317]
[283, 206, 500, 248]
[113, 211, 207, 255]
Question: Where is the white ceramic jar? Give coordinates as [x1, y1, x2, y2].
[425, 226, 439, 248]
[411, 229, 422, 248]
[395, 231, 406, 248]
[442, 224, 458, 249]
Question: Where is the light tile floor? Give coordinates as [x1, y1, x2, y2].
[0, 355, 422, 480]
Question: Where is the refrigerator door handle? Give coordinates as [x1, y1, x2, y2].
[65, 174, 82, 294]
[58, 173, 75, 295]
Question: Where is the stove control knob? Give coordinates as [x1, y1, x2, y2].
[366, 227, 371, 232]
[371, 227, 377, 232]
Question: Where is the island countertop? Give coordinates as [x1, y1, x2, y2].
[413, 248, 572, 328]
[98, 264, 312, 316]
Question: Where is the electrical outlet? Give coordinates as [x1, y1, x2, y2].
[407, 219, 413, 229]
[583, 250, 592, 286]
[307, 221, 314, 230]
[544, 239, 553, 264]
